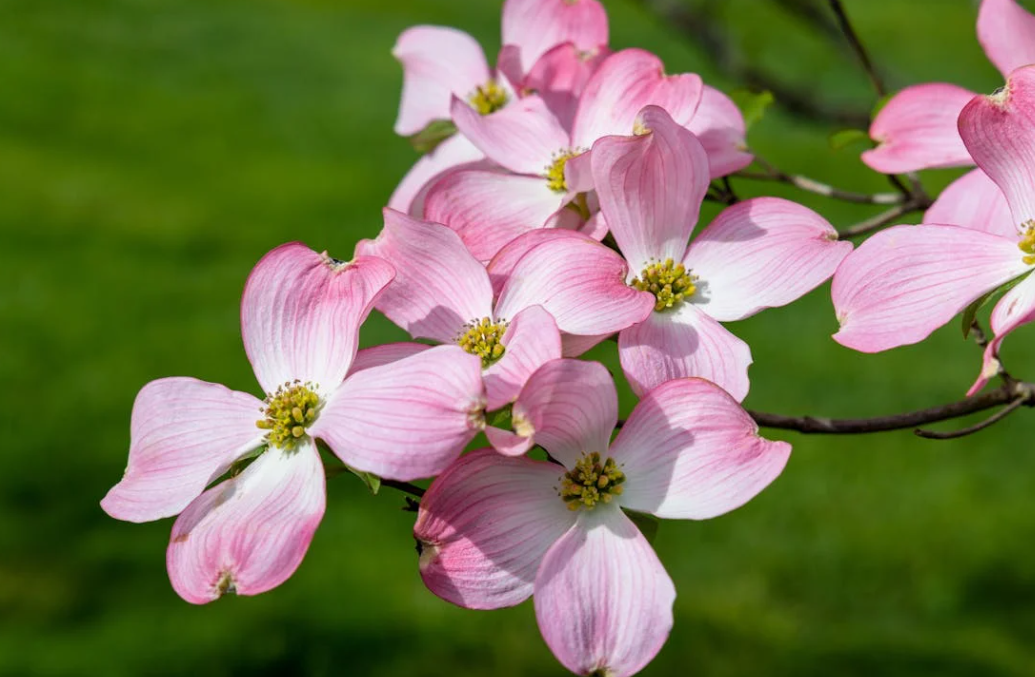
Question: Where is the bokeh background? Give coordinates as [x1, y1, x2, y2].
[4, 0, 1035, 674]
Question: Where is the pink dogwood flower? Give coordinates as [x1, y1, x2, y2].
[833, 67, 1035, 393]
[101, 243, 485, 603]
[491, 106, 850, 399]
[414, 359, 791, 677]
[424, 48, 752, 261]
[389, 0, 609, 215]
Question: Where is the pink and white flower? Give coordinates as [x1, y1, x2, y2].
[101, 243, 485, 603]
[833, 67, 1035, 394]
[424, 49, 751, 261]
[493, 106, 850, 399]
[414, 359, 791, 677]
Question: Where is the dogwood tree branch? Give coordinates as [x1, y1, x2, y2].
[828, 0, 886, 97]
[837, 197, 931, 238]
[735, 160, 905, 205]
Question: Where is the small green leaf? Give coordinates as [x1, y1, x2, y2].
[407, 119, 458, 154]
[961, 272, 1030, 337]
[347, 466, 382, 495]
[829, 128, 872, 151]
[490, 403, 514, 430]
[729, 89, 774, 131]
[622, 509, 660, 545]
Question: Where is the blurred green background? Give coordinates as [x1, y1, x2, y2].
[4, 0, 1034, 674]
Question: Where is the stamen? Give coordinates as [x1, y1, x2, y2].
[256, 381, 321, 449]
[544, 149, 583, 193]
[1019, 220, 1035, 266]
[559, 452, 626, 511]
[631, 258, 698, 311]
[456, 317, 507, 368]
[468, 80, 509, 116]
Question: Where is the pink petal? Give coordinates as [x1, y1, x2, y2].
[968, 272, 1035, 395]
[312, 345, 485, 481]
[687, 85, 754, 178]
[486, 228, 589, 296]
[592, 105, 710, 272]
[356, 210, 493, 343]
[492, 359, 617, 465]
[414, 448, 576, 609]
[494, 237, 656, 338]
[501, 0, 609, 74]
[977, 0, 1035, 79]
[166, 440, 325, 604]
[832, 225, 1029, 352]
[347, 343, 431, 376]
[451, 94, 571, 175]
[393, 26, 493, 136]
[534, 509, 675, 677]
[682, 197, 852, 322]
[524, 43, 612, 131]
[861, 83, 977, 174]
[101, 378, 265, 523]
[572, 49, 703, 149]
[388, 134, 486, 216]
[561, 332, 611, 357]
[618, 304, 752, 401]
[423, 169, 566, 262]
[611, 378, 791, 519]
[484, 305, 563, 411]
[241, 243, 395, 395]
[959, 65, 1035, 227]
[924, 168, 1016, 238]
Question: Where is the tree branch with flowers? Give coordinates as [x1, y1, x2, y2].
[101, 0, 1035, 675]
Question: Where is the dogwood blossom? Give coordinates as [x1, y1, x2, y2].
[101, 243, 485, 602]
[415, 360, 790, 677]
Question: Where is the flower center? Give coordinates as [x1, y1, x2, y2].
[1020, 221, 1035, 265]
[456, 317, 507, 368]
[544, 149, 582, 193]
[631, 258, 698, 312]
[256, 381, 321, 449]
[468, 80, 509, 116]
[559, 452, 626, 511]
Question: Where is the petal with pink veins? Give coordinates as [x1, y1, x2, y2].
[572, 49, 703, 149]
[524, 43, 612, 131]
[484, 305, 563, 411]
[312, 346, 485, 481]
[101, 378, 265, 523]
[832, 225, 1030, 352]
[414, 448, 576, 610]
[682, 197, 852, 322]
[451, 95, 572, 175]
[502, 0, 609, 74]
[619, 304, 753, 401]
[494, 237, 656, 337]
[862, 83, 977, 174]
[977, 0, 1035, 79]
[592, 105, 711, 271]
[534, 508, 675, 677]
[612, 378, 791, 519]
[348, 343, 431, 376]
[388, 134, 487, 217]
[968, 272, 1035, 395]
[241, 243, 395, 395]
[423, 169, 566, 262]
[687, 85, 754, 178]
[357, 210, 493, 343]
[166, 439, 325, 604]
[393, 26, 493, 136]
[487, 228, 590, 296]
[959, 66, 1035, 226]
[925, 168, 1015, 238]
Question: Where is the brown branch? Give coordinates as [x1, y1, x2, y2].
[915, 397, 1029, 440]
[828, 0, 886, 97]
[837, 198, 931, 239]
[748, 381, 1035, 436]
[736, 159, 905, 205]
[382, 479, 425, 498]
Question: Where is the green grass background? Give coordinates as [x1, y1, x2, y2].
[3, 0, 1035, 674]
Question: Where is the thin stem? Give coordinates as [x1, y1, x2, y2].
[747, 381, 1034, 436]
[828, 0, 886, 97]
[736, 167, 904, 205]
[837, 198, 930, 239]
[382, 479, 425, 498]
[915, 397, 1029, 440]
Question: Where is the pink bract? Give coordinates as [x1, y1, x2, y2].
[415, 360, 791, 677]
[102, 243, 485, 603]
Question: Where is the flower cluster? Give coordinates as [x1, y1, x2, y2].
[101, 0, 1035, 675]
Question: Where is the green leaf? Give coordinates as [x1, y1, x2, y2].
[961, 272, 1030, 337]
[407, 119, 457, 154]
[490, 403, 514, 431]
[829, 128, 872, 151]
[622, 509, 660, 545]
[729, 89, 774, 131]
[347, 466, 382, 495]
